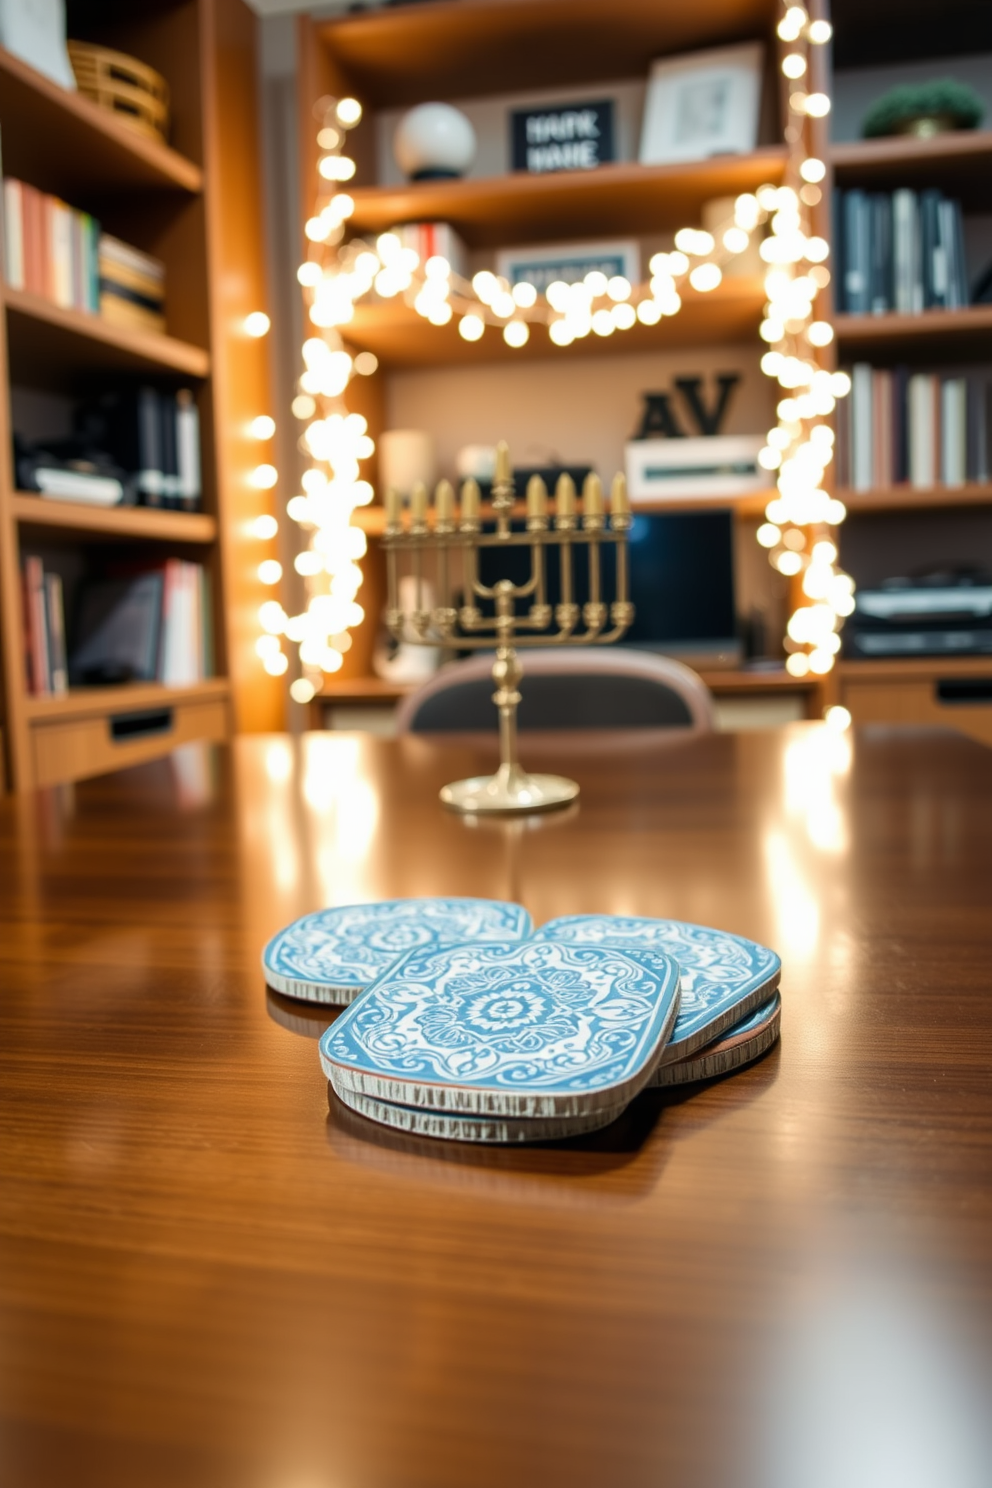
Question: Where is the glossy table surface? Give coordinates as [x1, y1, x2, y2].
[2, 726, 991, 1488]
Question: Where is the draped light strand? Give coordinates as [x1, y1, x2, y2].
[277, 5, 849, 696]
[757, 4, 854, 677]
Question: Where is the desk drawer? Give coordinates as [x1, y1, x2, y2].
[841, 676, 992, 746]
[31, 697, 229, 787]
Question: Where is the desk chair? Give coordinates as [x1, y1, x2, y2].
[395, 648, 716, 735]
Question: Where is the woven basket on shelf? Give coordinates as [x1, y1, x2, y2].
[67, 41, 170, 144]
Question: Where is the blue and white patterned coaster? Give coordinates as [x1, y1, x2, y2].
[533, 916, 780, 1065]
[651, 994, 781, 1087]
[333, 1084, 628, 1144]
[319, 939, 681, 1118]
[262, 897, 532, 1005]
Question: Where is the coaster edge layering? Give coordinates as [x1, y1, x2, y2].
[320, 938, 681, 1119]
[533, 915, 780, 1066]
[332, 1083, 629, 1144]
[650, 993, 781, 1087]
[262, 896, 533, 1005]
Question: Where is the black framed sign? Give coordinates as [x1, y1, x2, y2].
[510, 99, 615, 174]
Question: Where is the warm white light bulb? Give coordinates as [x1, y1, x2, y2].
[250, 463, 278, 489]
[258, 559, 282, 585]
[290, 677, 316, 704]
[250, 415, 276, 440]
[800, 157, 826, 183]
[252, 513, 278, 539]
[503, 319, 529, 347]
[804, 93, 831, 117]
[459, 313, 485, 342]
[689, 262, 722, 292]
[244, 311, 270, 337]
[336, 97, 362, 127]
[782, 53, 807, 78]
[807, 18, 833, 43]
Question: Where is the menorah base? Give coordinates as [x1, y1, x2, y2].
[439, 763, 579, 815]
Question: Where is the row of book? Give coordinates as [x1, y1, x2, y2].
[3, 177, 166, 332]
[16, 385, 202, 510]
[835, 188, 970, 316]
[836, 364, 992, 492]
[22, 557, 213, 696]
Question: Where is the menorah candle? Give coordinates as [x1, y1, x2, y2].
[526, 474, 548, 520]
[410, 480, 429, 527]
[555, 472, 576, 522]
[384, 487, 402, 528]
[494, 440, 512, 488]
[583, 472, 604, 519]
[610, 471, 630, 519]
[435, 478, 455, 525]
[460, 477, 481, 526]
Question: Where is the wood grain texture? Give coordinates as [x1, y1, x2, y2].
[1, 725, 991, 1487]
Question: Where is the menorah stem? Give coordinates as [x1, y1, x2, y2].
[493, 644, 522, 775]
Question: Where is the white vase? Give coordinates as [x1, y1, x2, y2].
[393, 102, 477, 181]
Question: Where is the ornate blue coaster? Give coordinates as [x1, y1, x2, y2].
[319, 939, 681, 1118]
[263, 897, 532, 1005]
[651, 994, 781, 1087]
[533, 916, 780, 1065]
[333, 1084, 628, 1144]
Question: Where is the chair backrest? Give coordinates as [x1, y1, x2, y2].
[395, 648, 716, 734]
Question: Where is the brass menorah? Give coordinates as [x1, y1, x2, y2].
[383, 441, 634, 813]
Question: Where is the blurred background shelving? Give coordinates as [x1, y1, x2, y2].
[0, 0, 281, 791]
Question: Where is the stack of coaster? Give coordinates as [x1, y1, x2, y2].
[262, 897, 532, 1005]
[318, 939, 682, 1144]
[533, 917, 781, 1086]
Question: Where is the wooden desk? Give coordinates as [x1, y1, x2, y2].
[2, 727, 991, 1488]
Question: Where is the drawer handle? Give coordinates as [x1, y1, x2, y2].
[936, 679, 992, 706]
[110, 707, 175, 741]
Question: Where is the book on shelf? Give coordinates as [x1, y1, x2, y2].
[2, 179, 167, 332]
[3, 178, 99, 312]
[836, 361, 992, 491]
[836, 187, 968, 316]
[98, 234, 166, 334]
[67, 559, 213, 689]
[21, 556, 67, 697]
[14, 386, 202, 511]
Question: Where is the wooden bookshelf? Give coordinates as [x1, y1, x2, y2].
[835, 305, 992, 357]
[299, 0, 803, 702]
[839, 483, 992, 514]
[831, 130, 992, 207]
[317, 0, 776, 106]
[345, 278, 769, 368]
[12, 492, 217, 543]
[4, 285, 211, 380]
[0, 0, 282, 791]
[348, 152, 787, 248]
[0, 42, 203, 196]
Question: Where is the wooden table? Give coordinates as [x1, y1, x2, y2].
[2, 726, 991, 1488]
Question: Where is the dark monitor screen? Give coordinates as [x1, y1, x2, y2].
[475, 510, 736, 646]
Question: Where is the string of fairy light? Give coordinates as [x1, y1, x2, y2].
[257, 0, 851, 698]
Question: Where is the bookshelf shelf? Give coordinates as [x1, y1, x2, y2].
[3, 286, 210, 381]
[24, 676, 230, 723]
[12, 493, 218, 543]
[348, 151, 788, 249]
[834, 305, 992, 356]
[831, 130, 992, 206]
[345, 278, 768, 368]
[319, 0, 775, 106]
[0, 45, 203, 198]
[839, 483, 992, 513]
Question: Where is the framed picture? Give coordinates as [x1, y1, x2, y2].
[510, 99, 615, 174]
[639, 43, 763, 166]
[495, 239, 639, 295]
